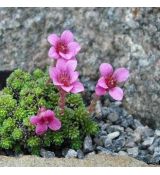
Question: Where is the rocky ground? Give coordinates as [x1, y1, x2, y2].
[35, 95, 160, 165]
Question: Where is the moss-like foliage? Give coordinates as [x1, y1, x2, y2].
[0, 69, 98, 155]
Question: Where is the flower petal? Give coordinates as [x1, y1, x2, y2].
[113, 68, 129, 83]
[49, 117, 61, 131]
[109, 87, 124, 101]
[36, 123, 48, 135]
[97, 77, 108, 89]
[66, 60, 77, 72]
[59, 52, 73, 60]
[71, 82, 84, 94]
[95, 85, 107, 96]
[70, 71, 79, 84]
[30, 115, 39, 125]
[68, 42, 81, 56]
[48, 47, 59, 59]
[56, 59, 67, 71]
[48, 34, 60, 46]
[41, 110, 54, 121]
[61, 85, 73, 92]
[61, 30, 74, 43]
[49, 67, 62, 86]
[99, 63, 113, 77]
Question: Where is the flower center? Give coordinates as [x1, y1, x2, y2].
[59, 72, 70, 86]
[56, 41, 68, 54]
[105, 76, 117, 89]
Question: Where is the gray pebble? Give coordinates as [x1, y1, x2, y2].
[108, 112, 119, 122]
[127, 147, 139, 157]
[65, 149, 77, 158]
[83, 136, 93, 153]
[113, 136, 125, 151]
[134, 119, 143, 128]
[96, 146, 112, 154]
[154, 147, 160, 154]
[110, 125, 124, 132]
[40, 149, 55, 158]
[125, 140, 136, 148]
[155, 129, 160, 137]
[142, 137, 154, 147]
[104, 138, 112, 148]
[150, 153, 160, 164]
[118, 151, 128, 156]
[107, 131, 120, 140]
[93, 136, 103, 146]
[77, 150, 85, 159]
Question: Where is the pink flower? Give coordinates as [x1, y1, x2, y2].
[48, 30, 81, 60]
[49, 59, 84, 93]
[30, 107, 61, 135]
[95, 63, 129, 101]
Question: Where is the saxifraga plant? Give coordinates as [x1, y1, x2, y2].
[0, 69, 98, 155]
[0, 30, 129, 156]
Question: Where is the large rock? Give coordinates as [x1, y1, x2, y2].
[0, 8, 159, 128]
[0, 154, 147, 167]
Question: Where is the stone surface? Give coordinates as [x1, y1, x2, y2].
[83, 136, 93, 153]
[142, 137, 154, 147]
[127, 147, 139, 158]
[107, 131, 120, 140]
[0, 154, 147, 167]
[0, 8, 160, 128]
[64, 149, 77, 158]
[108, 112, 119, 122]
[40, 149, 55, 158]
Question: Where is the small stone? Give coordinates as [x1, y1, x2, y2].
[133, 119, 143, 128]
[135, 126, 154, 139]
[86, 151, 96, 157]
[113, 136, 125, 151]
[107, 131, 120, 140]
[96, 146, 112, 154]
[65, 149, 77, 158]
[137, 150, 151, 163]
[77, 150, 84, 159]
[101, 123, 108, 131]
[93, 136, 103, 146]
[125, 140, 136, 148]
[155, 129, 160, 137]
[127, 147, 139, 157]
[154, 147, 160, 154]
[142, 137, 154, 147]
[83, 136, 93, 153]
[118, 151, 128, 156]
[121, 115, 134, 128]
[103, 138, 112, 148]
[133, 131, 141, 143]
[40, 149, 55, 158]
[110, 125, 124, 132]
[108, 112, 119, 122]
[102, 107, 110, 118]
[101, 130, 107, 135]
[150, 153, 160, 164]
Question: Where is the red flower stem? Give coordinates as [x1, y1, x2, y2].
[88, 93, 100, 114]
[58, 89, 67, 115]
